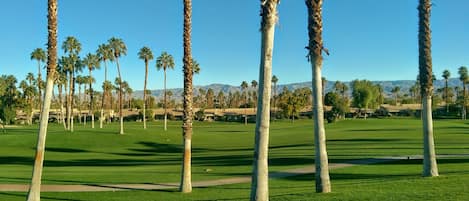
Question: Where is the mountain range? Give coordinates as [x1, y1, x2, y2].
[134, 78, 463, 102]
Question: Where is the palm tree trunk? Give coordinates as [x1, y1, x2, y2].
[164, 69, 168, 131]
[90, 70, 95, 128]
[78, 85, 82, 125]
[306, 0, 331, 193]
[273, 83, 277, 118]
[67, 73, 72, 131]
[180, 0, 193, 193]
[312, 61, 331, 193]
[37, 61, 42, 112]
[422, 95, 438, 176]
[250, 1, 278, 200]
[27, 0, 57, 199]
[29, 97, 33, 125]
[244, 92, 248, 125]
[445, 79, 449, 113]
[116, 58, 124, 134]
[463, 84, 466, 120]
[70, 71, 75, 132]
[100, 60, 108, 129]
[418, 0, 438, 177]
[143, 61, 148, 129]
[63, 80, 68, 130]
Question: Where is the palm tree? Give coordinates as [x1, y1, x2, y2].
[442, 69, 451, 112]
[97, 44, 115, 128]
[30, 48, 47, 112]
[250, 1, 279, 200]
[62, 36, 82, 132]
[271, 75, 278, 117]
[108, 37, 127, 134]
[306, 0, 331, 193]
[458, 66, 468, 120]
[180, 0, 193, 193]
[27, 0, 57, 199]
[138, 47, 154, 129]
[83, 53, 100, 128]
[156, 51, 175, 131]
[241, 81, 249, 125]
[418, 0, 438, 177]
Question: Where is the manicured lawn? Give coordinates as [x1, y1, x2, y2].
[0, 118, 468, 200]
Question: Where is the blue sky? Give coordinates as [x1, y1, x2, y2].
[0, 0, 468, 91]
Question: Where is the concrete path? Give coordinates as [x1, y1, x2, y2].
[1, 154, 467, 192]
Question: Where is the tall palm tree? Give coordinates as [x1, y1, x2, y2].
[97, 44, 115, 128]
[458, 66, 468, 120]
[27, 0, 57, 199]
[30, 48, 47, 112]
[108, 37, 127, 134]
[306, 0, 331, 193]
[138, 46, 154, 129]
[180, 0, 193, 193]
[83, 53, 100, 128]
[156, 51, 175, 131]
[418, 0, 438, 177]
[241, 81, 249, 125]
[62, 36, 81, 132]
[442, 69, 451, 113]
[250, 1, 279, 200]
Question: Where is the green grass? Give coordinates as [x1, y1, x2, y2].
[1, 118, 469, 200]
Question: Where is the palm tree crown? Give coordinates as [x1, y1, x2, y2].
[97, 44, 115, 62]
[442, 70, 450, 80]
[31, 48, 47, 63]
[138, 47, 154, 62]
[156, 52, 175, 71]
[62, 36, 81, 55]
[83, 53, 101, 72]
[108, 37, 127, 58]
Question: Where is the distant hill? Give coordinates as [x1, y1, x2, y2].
[133, 78, 462, 102]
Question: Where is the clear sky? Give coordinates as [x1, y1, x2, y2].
[0, 0, 468, 91]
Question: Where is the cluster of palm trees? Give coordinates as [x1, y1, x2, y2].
[26, 0, 439, 200]
[29, 38, 182, 133]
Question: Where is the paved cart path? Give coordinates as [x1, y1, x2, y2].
[1, 154, 467, 192]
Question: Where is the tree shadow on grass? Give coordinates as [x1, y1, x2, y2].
[380, 158, 469, 165]
[206, 130, 248, 133]
[44, 147, 89, 153]
[0, 192, 84, 201]
[0, 155, 179, 167]
[327, 138, 405, 143]
[347, 128, 416, 132]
